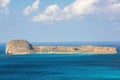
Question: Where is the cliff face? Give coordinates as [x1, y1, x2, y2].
[6, 40, 34, 54]
[6, 40, 117, 54]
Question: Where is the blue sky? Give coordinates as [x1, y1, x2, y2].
[0, 0, 120, 42]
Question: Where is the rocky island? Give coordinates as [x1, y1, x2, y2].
[6, 40, 117, 55]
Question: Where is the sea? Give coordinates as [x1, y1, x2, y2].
[0, 42, 120, 80]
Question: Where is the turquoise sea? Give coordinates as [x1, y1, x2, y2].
[0, 42, 120, 80]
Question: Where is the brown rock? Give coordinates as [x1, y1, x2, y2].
[5, 40, 117, 54]
[6, 40, 34, 54]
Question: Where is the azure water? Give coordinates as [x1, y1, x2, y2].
[0, 42, 120, 80]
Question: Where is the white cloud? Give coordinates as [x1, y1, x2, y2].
[23, 0, 40, 16]
[32, 0, 98, 22]
[0, 0, 10, 14]
[33, 4, 63, 22]
[32, 0, 120, 22]
[0, 0, 10, 7]
[63, 0, 98, 16]
[106, 0, 120, 14]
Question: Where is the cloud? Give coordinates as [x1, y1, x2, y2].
[32, 0, 120, 22]
[64, 0, 98, 16]
[32, 0, 98, 22]
[0, 0, 10, 14]
[0, 0, 10, 7]
[106, 0, 120, 14]
[23, 0, 40, 16]
[32, 4, 62, 22]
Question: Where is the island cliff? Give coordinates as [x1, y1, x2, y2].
[6, 40, 34, 54]
[6, 40, 117, 54]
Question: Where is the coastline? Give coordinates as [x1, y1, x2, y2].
[8, 52, 117, 55]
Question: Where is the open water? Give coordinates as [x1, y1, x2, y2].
[0, 42, 120, 80]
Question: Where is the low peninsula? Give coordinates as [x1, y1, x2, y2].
[6, 40, 117, 55]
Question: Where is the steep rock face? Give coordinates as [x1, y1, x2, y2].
[6, 40, 34, 54]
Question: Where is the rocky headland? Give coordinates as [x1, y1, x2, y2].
[6, 40, 34, 54]
[6, 40, 117, 54]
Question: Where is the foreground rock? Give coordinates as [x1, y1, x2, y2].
[6, 40, 117, 54]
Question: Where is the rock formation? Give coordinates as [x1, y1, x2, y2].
[33, 46, 117, 54]
[6, 40, 34, 54]
[6, 40, 117, 54]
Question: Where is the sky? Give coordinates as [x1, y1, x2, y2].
[0, 0, 120, 42]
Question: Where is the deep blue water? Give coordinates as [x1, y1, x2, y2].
[1, 42, 120, 80]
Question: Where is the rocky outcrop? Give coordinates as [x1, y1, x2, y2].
[33, 46, 117, 54]
[6, 40, 34, 54]
[6, 40, 117, 54]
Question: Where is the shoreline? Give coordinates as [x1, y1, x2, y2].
[8, 52, 117, 55]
